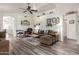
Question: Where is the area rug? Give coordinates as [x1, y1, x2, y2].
[23, 37, 40, 46]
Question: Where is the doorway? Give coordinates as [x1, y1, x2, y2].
[63, 13, 77, 42]
[3, 16, 16, 39]
[63, 17, 67, 40]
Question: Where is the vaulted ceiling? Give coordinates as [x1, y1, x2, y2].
[0, 3, 56, 13]
[0, 3, 78, 13]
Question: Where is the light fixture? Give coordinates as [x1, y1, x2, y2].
[19, 3, 38, 14]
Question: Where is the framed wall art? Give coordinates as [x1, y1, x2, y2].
[21, 20, 30, 25]
[46, 17, 60, 26]
[47, 18, 52, 26]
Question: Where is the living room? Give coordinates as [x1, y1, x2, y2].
[0, 3, 79, 55]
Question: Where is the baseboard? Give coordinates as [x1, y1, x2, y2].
[67, 38, 76, 40]
[64, 36, 76, 40]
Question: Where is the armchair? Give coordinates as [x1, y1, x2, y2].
[24, 28, 33, 37]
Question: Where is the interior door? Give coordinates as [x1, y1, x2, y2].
[3, 16, 16, 37]
[66, 13, 77, 40]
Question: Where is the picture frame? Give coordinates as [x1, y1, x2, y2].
[21, 20, 30, 25]
[47, 18, 52, 26]
[46, 17, 60, 26]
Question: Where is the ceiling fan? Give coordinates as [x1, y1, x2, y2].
[19, 3, 38, 14]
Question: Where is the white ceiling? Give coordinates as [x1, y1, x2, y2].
[0, 3, 78, 13]
[0, 3, 27, 13]
[0, 3, 56, 13]
[34, 3, 56, 13]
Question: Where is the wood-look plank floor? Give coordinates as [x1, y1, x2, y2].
[9, 37, 79, 55]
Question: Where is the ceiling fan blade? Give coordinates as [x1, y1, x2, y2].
[29, 11, 33, 14]
[23, 10, 27, 13]
[19, 8, 26, 10]
[31, 10, 38, 12]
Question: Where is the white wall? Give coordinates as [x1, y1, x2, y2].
[56, 4, 79, 42]
[0, 14, 3, 30]
[0, 12, 35, 36]
[52, 4, 78, 41]
[15, 13, 35, 31]
[76, 6, 79, 43]
[34, 4, 78, 41]
[34, 9, 63, 41]
[0, 4, 78, 42]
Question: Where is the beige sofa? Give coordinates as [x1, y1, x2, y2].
[40, 30, 59, 45]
